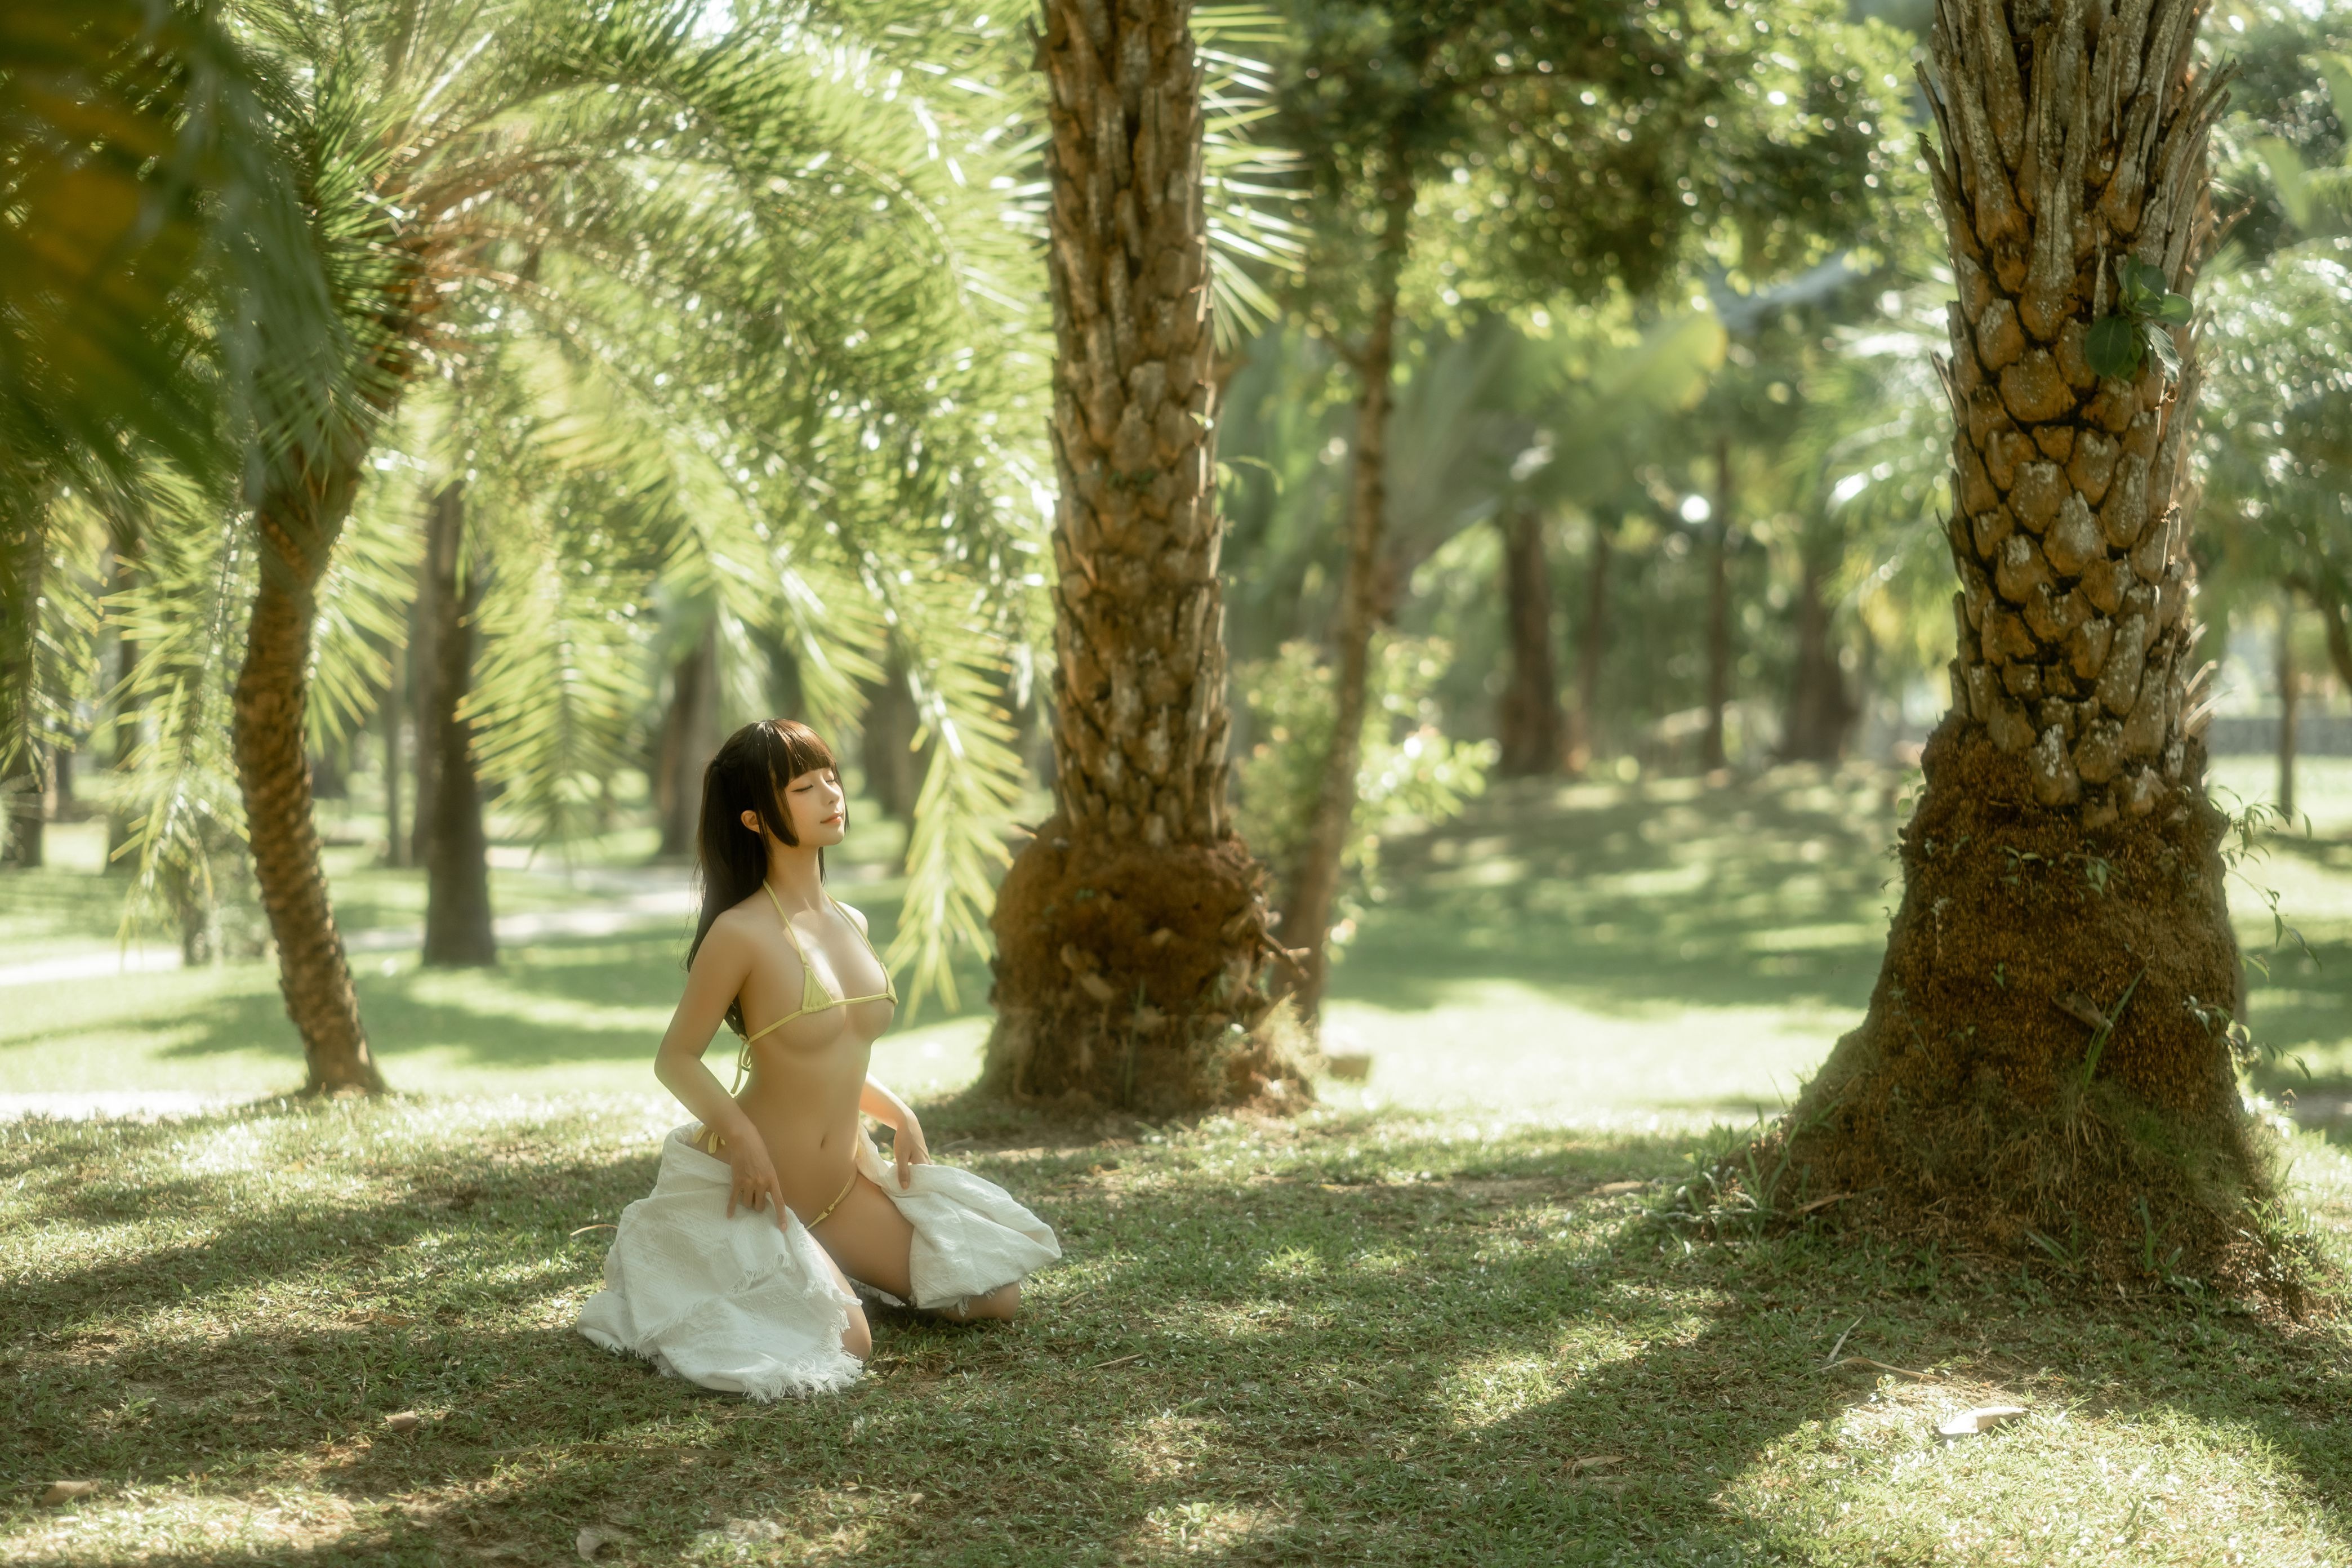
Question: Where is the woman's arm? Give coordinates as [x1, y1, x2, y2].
[653, 916, 786, 1222]
[860, 1077, 930, 1188]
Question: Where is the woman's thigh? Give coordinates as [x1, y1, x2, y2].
[808, 1175, 916, 1300]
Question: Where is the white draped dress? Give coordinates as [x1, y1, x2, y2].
[577, 1126, 1060, 1400]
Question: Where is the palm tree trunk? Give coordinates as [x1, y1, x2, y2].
[381, 633, 407, 868]
[1569, 514, 1614, 774]
[1495, 508, 1565, 777]
[2276, 591, 2297, 821]
[1277, 163, 1413, 1022]
[1701, 433, 1734, 773]
[861, 645, 928, 826]
[418, 482, 495, 967]
[1754, 0, 2272, 1282]
[234, 491, 385, 1094]
[984, 0, 1301, 1111]
[105, 538, 141, 874]
[654, 622, 718, 859]
[1781, 546, 1856, 763]
[3, 494, 46, 870]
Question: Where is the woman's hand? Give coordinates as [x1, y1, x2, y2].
[724, 1131, 789, 1229]
[890, 1111, 930, 1191]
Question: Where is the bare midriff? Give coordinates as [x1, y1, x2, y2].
[701, 902, 895, 1226]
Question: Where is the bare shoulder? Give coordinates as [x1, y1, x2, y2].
[692, 903, 768, 968]
[833, 899, 870, 936]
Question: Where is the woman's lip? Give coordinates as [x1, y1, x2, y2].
[823, 813, 843, 824]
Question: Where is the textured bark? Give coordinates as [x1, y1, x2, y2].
[235, 471, 386, 1095]
[653, 622, 719, 859]
[419, 482, 495, 968]
[1278, 165, 1413, 1021]
[2276, 592, 2297, 821]
[984, 0, 1300, 1110]
[1495, 509, 1565, 777]
[1569, 514, 1614, 774]
[1745, 0, 2275, 1282]
[1782, 550, 1857, 763]
[1701, 435, 1734, 773]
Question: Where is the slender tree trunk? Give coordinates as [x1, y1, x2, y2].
[409, 515, 442, 871]
[2276, 591, 2297, 822]
[105, 542, 141, 874]
[2312, 581, 2352, 696]
[2, 501, 46, 870]
[1570, 513, 1614, 774]
[1701, 433, 1735, 773]
[234, 488, 386, 1095]
[861, 645, 928, 825]
[654, 621, 719, 859]
[1279, 161, 1413, 1022]
[418, 482, 495, 967]
[2, 745, 45, 869]
[984, 0, 1301, 1111]
[1751, 0, 2274, 1285]
[382, 631, 407, 868]
[1782, 546, 1857, 763]
[1495, 508, 1565, 777]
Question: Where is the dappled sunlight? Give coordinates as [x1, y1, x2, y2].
[1726, 1385, 2346, 1563]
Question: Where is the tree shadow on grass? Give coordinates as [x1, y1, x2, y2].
[6, 1107, 2347, 1567]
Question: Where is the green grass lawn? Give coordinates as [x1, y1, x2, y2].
[5, 763, 2352, 1564]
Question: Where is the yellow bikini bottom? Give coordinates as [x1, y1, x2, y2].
[690, 1125, 858, 1228]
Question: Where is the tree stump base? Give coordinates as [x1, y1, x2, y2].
[1716, 720, 2314, 1300]
[984, 823, 1312, 1114]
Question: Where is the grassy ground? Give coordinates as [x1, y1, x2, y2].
[5, 762, 2352, 1564]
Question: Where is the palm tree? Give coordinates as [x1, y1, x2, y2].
[15, 0, 1046, 1089]
[981, 0, 1307, 1110]
[1738, 0, 2284, 1280]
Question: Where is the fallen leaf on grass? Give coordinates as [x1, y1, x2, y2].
[39, 1481, 100, 1505]
[576, 1525, 632, 1560]
[1564, 1455, 1624, 1475]
[1593, 1181, 1646, 1197]
[384, 1411, 423, 1433]
[1792, 1192, 1850, 1215]
[1937, 1405, 2029, 1438]
[345, 1311, 419, 1327]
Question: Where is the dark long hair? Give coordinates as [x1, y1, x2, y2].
[687, 718, 839, 1035]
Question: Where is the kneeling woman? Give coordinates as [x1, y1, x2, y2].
[578, 719, 1057, 1398]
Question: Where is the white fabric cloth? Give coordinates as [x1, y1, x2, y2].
[576, 1125, 1059, 1400]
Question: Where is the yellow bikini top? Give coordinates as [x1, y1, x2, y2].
[729, 882, 897, 1091]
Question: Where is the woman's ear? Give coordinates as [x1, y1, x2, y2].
[739, 808, 761, 834]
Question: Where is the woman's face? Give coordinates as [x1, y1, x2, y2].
[737, 765, 847, 849]
[778, 766, 847, 847]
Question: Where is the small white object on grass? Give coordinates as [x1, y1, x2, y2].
[1937, 1405, 2028, 1438]
[576, 1525, 631, 1560]
[383, 1411, 422, 1433]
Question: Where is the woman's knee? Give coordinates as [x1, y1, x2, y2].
[966, 1280, 1019, 1321]
[840, 1303, 872, 1359]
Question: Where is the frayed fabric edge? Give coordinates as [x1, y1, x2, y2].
[583, 1334, 866, 1402]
